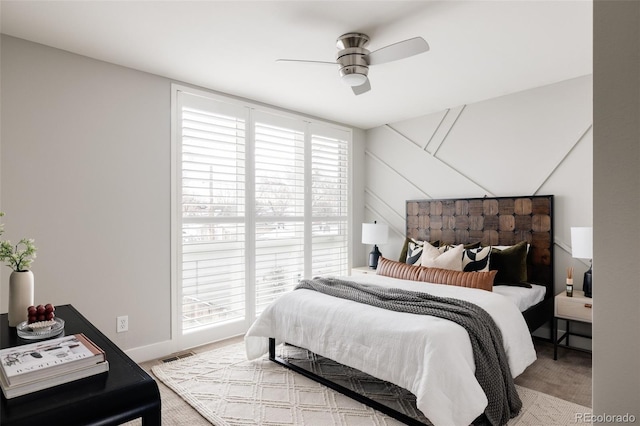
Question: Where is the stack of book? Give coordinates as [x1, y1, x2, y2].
[0, 333, 109, 398]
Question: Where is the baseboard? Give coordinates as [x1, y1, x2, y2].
[125, 339, 176, 363]
[123, 334, 245, 364]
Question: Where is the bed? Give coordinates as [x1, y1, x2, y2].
[245, 195, 554, 426]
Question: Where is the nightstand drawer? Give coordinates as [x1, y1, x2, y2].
[351, 266, 375, 276]
[555, 294, 593, 322]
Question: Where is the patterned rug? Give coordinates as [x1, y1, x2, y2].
[152, 343, 591, 425]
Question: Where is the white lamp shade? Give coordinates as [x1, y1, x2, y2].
[362, 222, 388, 245]
[571, 227, 593, 259]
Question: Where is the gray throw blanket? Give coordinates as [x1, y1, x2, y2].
[295, 277, 522, 426]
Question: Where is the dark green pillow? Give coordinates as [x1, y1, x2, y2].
[399, 237, 412, 262]
[439, 241, 481, 251]
[490, 241, 530, 287]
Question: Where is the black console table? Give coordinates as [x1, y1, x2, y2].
[1, 304, 161, 425]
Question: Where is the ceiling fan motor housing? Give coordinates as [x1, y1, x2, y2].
[336, 33, 370, 85]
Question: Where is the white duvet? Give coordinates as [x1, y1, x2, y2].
[245, 274, 536, 426]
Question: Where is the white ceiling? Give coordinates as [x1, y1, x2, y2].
[0, 1, 592, 129]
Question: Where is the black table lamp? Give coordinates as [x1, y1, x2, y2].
[362, 221, 388, 269]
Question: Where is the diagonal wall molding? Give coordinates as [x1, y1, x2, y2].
[424, 108, 450, 152]
[382, 124, 496, 197]
[429, 105, 466, 156]
[364, 190, 406, 240]
[364, 188, 406, 224]
[364, 149, 431, 199]
[533, 125, 593, 195]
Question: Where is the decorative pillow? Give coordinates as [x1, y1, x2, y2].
[463, 241, 482, 250]
[492, 244, 530, 252]
[376, 257, 423, 281]
[398, 237, 412, 262]
[439, 241, 481, 252]
[399, 238, 439, 263]
[462, 246, 491, 272]
[421, 243, 464, 271]
[405, 239, 425, 265]
[490, 241, 530, 287]
[376, 257, 496, 292]
[417, 266, 497, 292]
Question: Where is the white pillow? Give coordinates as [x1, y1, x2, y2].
[421, 243, 464, 271]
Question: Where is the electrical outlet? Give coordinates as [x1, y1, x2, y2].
[117, 315, 128, 333]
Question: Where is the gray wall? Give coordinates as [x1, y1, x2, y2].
[364, 76, 593, 303]
[0, 36, 365, 359]
[593, 0, 640, 418]
[1, 35, 172, 351]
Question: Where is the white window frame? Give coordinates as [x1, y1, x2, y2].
[170, 84, 353, 349]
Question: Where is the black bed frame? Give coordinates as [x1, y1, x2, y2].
[269, 195, 555, 425]
[268, 338, 427, 425]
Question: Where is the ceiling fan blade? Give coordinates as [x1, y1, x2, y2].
[352, 78, 371, 96]
[366, 37, 430, 66]
[276, 59, 337, 66]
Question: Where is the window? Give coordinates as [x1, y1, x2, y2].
[179, 95, 247, 330]
[173, 87, 351, 338]
[310, 129, 349, 277]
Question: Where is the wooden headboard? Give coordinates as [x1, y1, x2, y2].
[406, 195, 554, 333]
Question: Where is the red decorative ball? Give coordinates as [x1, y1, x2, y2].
[27, 304, 56, 323]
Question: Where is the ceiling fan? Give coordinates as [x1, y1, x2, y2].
[277, 32, 430, 95]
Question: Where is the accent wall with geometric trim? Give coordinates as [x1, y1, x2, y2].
[363, 75, 592, 297]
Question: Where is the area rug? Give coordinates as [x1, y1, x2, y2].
[151, 343, 592, 426]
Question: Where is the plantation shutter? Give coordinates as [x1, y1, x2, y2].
[175, 86, 351, 339]
[310, 124, 350, 277]
[254, 112, 306, 315]
[180, 93, 247, 330]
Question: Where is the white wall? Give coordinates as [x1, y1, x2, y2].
[593, 0, 640, 418]
[364, 76, 593, 303]
[0, 36, 363, 360]
[351, 128, 367, 268]
[1, 36, 172, 352]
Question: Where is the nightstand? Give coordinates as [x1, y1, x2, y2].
[554, 290, 593, 360]
[351, 266, 376, 276]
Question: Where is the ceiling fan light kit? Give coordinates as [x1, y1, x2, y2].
[278, 32, 429, 96]
[341, 72, 368, 87]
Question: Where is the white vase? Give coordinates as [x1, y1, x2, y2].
[8, 270, 34, 327]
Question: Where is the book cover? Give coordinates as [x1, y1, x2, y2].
[0, 334, 106, 386]
[0, 361, 109, 399]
